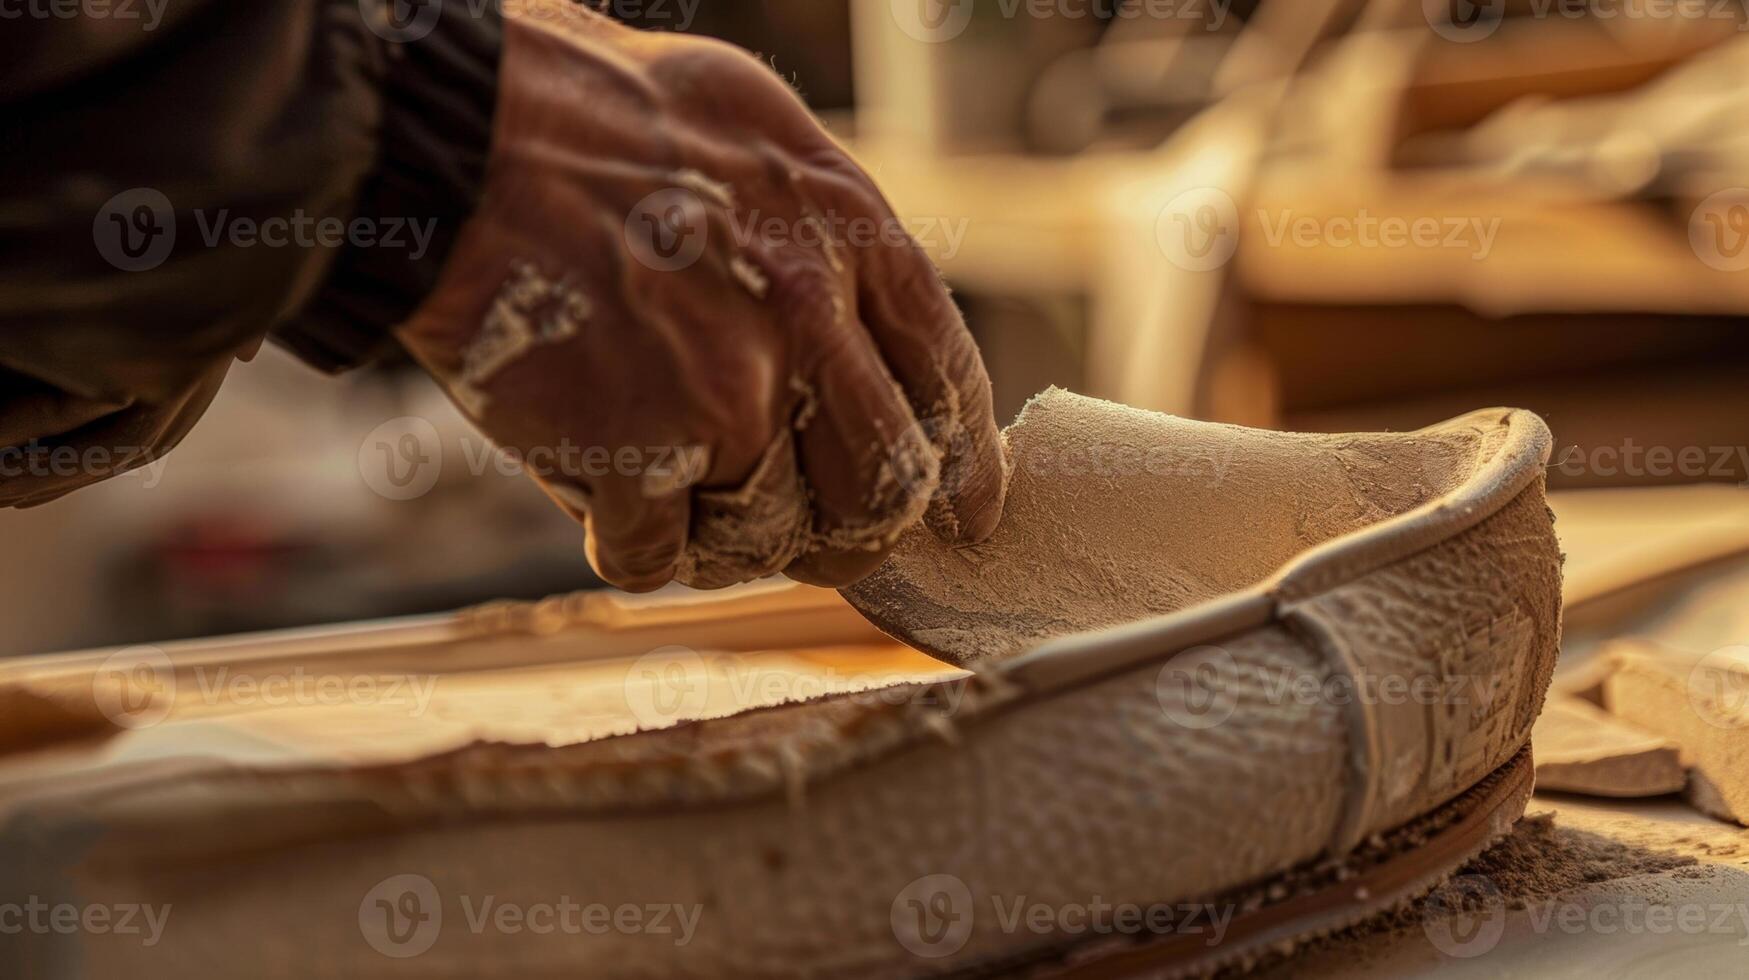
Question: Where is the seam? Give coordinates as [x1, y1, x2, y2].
[1277, 604, 1379, 856]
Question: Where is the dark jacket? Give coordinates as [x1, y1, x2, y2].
[0, 0, 501, 504]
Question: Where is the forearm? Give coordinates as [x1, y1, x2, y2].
[0, 0, 503, 504]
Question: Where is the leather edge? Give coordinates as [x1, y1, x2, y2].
[999, 408, 1553, 694]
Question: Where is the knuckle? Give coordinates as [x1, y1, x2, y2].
[654, 36, 800, 107]
[801, 162, 893, 228]
[768, 257, 848, 323]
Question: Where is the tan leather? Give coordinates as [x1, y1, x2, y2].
[3, 393, 1560, 979]
[845, 389, 1560, 853]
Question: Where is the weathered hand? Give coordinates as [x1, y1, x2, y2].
[398, 1, 1006, 592]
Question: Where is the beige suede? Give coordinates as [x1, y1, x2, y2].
[6, 393, 1562, 979]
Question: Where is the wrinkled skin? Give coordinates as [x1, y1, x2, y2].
[398, 1, 1006, 592]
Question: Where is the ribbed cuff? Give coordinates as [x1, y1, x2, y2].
[276, 0, 504, 373]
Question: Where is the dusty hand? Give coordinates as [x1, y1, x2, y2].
[397, 1, 1006, 592]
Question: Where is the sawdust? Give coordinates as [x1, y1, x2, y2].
[1241, 811, 1710, 976]
[452, 259, 591, 416]
[843, 387, 1492, 665]
[673, 373, 944, 589]
[1447, 811, 1707, 898]
[670, 168, 734, 208]
[674, 429, 811, 589]
[728, 254, 769, 298]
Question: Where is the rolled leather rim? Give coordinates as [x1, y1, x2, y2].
[999, 407, 1552, 692]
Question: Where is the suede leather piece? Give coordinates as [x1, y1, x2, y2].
[16, 399, 1565, 979]
[843, 388, 1509, 667]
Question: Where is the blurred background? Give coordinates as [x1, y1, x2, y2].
[4, 0, 1747, 656]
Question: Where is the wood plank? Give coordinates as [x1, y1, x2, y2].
[1532, 695, 1685, 798]
[1604, 646, 1749, 825]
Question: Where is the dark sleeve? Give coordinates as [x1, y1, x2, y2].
[0, 0, 501, 506]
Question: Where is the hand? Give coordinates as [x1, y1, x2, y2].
[397, 1, 1006, 592]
